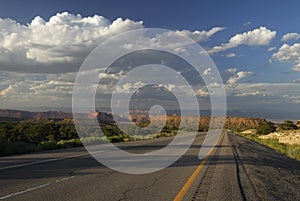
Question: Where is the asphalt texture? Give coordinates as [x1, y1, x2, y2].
[0, 132, 299, 201]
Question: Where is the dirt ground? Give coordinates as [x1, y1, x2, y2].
[259, 130, 300, 145]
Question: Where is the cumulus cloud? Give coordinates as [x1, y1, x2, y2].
[272, 43, 300, 71]
[226, 71, 253, 84]
[0, 12, 144, 73]
[281, 33, 300, 41]
[0, 12, 225, 74]
[209, 27, 276, 54]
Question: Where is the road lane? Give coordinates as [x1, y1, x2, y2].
[0, 133, 206, 170]
[0, 132, 299, 201]
[0, 133, 206, 201]
[0, 147, 88, 170]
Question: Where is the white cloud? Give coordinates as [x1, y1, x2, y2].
[209, 27, 276, 54]
[225, 68, 238, 75]
[0, 83, 32, 99]
[292, 100, 300, 104]
[0, 71, 79, 108]
[0, 85, 19, 96]
[203, 68, 211, 76]
[228, 27, 276, 46]
[281, 33, 300, 41]
[235, 90, 266, 97]
[225, 53, 236, 58]
[226, 82, 300, 100]
[227, 71, 253, 84]
[115, 81, 144, 94]
[2, 69, 300, 110]
[29, 80, 74, 95]
[0, 12, 226, 73]
[293, 78, 300, 83]
[272, 43, 300, 71]
[165, 84, 175, 91]
[0, 12, 144, 73]
[243, 22, 252, 26]
[99, 72, 121, 80]
[268, 47, 276, 51]
[178, 27, 225, 42]
[196, 88, 209, 97]
[283, 94, 300, 104]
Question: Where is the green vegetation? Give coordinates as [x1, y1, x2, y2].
[0, 118, 132, 156]
[232, 119, 300, 160]
[0, 117, 184, 156]
[2, 115, 299, 159]
[256, 121, 276, 134]
[277, 120, 297, 130]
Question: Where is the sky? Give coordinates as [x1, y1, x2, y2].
[0, 0, 300, 120]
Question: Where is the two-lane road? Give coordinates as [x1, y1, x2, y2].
[0, 132, 299, 201]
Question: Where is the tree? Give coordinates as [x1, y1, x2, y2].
[11, 123, 31, 143]
[256, 121, 276, 135]
[59, 124, 78, 140]
[278, 120, 297, 130]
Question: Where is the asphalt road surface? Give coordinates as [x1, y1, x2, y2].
[0, 132, 299, 201]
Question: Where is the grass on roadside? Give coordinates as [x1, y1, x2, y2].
[236, 132, 300, 160]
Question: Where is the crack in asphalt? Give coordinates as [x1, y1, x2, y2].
[118, 174, 168, 201]
[231, 144, 247, 201]
[228, 133, 261, 201]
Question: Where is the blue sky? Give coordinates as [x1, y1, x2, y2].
[1, 0, 300, 120]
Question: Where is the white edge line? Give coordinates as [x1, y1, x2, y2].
[0, 182, 51, 200]
[0, 175, 76, 200]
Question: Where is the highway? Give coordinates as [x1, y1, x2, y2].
[0, 132, 299, 201]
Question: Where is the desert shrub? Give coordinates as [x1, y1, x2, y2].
[57, 138, 82, 148]
[39, 141, 58, 150]
[81, 136, 110, 144]
[108, 135, 125, 143]
[198, 124, 209, 132]
[278, 120, 297, 130]
[0, 142, 40, 156]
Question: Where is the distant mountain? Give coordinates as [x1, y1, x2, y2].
[0, 109, 72, 119]
[129, 111, 270, 131]
[0, 109, 280, 131]
[0, 109, 127, 124]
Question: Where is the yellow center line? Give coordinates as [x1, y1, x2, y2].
[173, 132, 225, 201]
